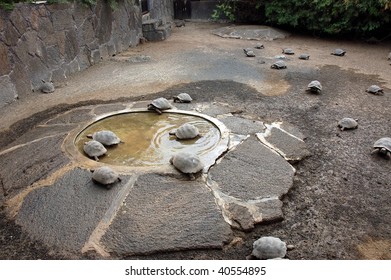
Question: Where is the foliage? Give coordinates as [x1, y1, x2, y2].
[212, 0, 237, 21]
[263, 0, 391, 37]
[211, 0, 391, 37]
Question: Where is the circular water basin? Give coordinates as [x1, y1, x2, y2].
[71, 110, 229, 169]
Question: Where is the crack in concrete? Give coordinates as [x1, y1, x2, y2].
[81, 174, 138, 257]
[0, 133, 69, 156]
[5, 162, 78, 219]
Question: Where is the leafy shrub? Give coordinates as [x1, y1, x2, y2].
[264, 0, 391, 37]
[212, 0, 391, 37]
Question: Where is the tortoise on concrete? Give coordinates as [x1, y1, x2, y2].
[365, 85, 384, 95]
[147, 97, 172, 114]
[271, 60, 287, 69]
[83, 140, 107, 161]
[252, 236, 287, 260]
[87, 130, 122, 146]
[169, 123, 200, 140]
[372, 137, 391, 159]
[298, 53, 310, 60]
[282, 48, 294, 55]
[306, 80, 322, 93]
[338, 118, 358, 131]
[331, 48, 346, 56]
[173, 92, 193, 103]
[40, 80, 55, 93]
[170, 152, 205, 180]
[92, 166, 121, 188]
[254, 43, 264, 49]
[243, 48, 255, 57]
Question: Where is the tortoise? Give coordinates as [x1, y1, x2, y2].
[372, 137, 391, 159]
[173, 92, 193, 103]
[282, 48, 294, 55]
[274, 55, 286, 60]
[83, 140, 107, 161]
[306, 80, 322, 93]
[147, 97, 172, 114]
[243, 48, 255, 57]
[254, 43, 264, 49]
[331, 48, 346, 56]
[252, 236, 287, 260]
[170, 152, 205, 180]
[271, 60, 287, 69]
[298, 53, 310, 60]
[387, 52, 391, 60]
[40, 80, 55, 93]
[365, 85, 384, 95]
[338, 118, 358, 131]
[174, 20, 185, 27]
[169, 123, 200, 140]
[87, 130, 122, 146]
[91, 166, 121, 189]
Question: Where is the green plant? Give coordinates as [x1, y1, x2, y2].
[263, 0, 391, 37]
[212, 0, 237, 21]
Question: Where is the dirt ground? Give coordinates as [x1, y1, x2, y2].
[1, 22, 391, 260]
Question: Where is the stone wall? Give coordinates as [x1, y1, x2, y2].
[148, 0, 174, 24]
[0, 0, 143, 109]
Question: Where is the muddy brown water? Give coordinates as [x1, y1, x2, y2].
[75, 112, 221, 166]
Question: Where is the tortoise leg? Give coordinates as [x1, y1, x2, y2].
[155, 108, 162, 114]
[94, 156, 99, 161]
[189, 173, 196, 181]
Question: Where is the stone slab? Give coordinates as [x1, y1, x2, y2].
[16, 168, 131, 252]
[0, 134, 70, 198]
[212, 25, 289, 41]
[44, 108, 94, 125]
[101, 173, 232, 256]
[218, 115, 265, 135]
[209, 136, 295, 201]
[257, 126, 311, 162]
[92, 104, 127, 116]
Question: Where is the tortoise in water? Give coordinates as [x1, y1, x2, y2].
[83, 140, 107, 161]
[282, 48, 294, 55]
[170, 152, 205, 180]
[338, 118, 358, 131]
[147, 97, 172, 114]
[365, 85, 384, 95]
[87, 130, 122, 146]
[372, 137, 391, 159]
[91, 166, 121, 189]
[169, 123, 200, 140]
[243, 48, 255, 57]
[331, 48, 346, 56]
[271, 60, 287, 69]
[298, 54, 310, 60]
[173, 93, 193, 103]
[306, 80, 322, 93]
[40, 80, 55, 93]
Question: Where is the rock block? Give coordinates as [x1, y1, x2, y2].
[209, 136, 295, 201]
[101, 173, 232, 256]
[257, 126, 311, 162]
[16, 168, 131, 252]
